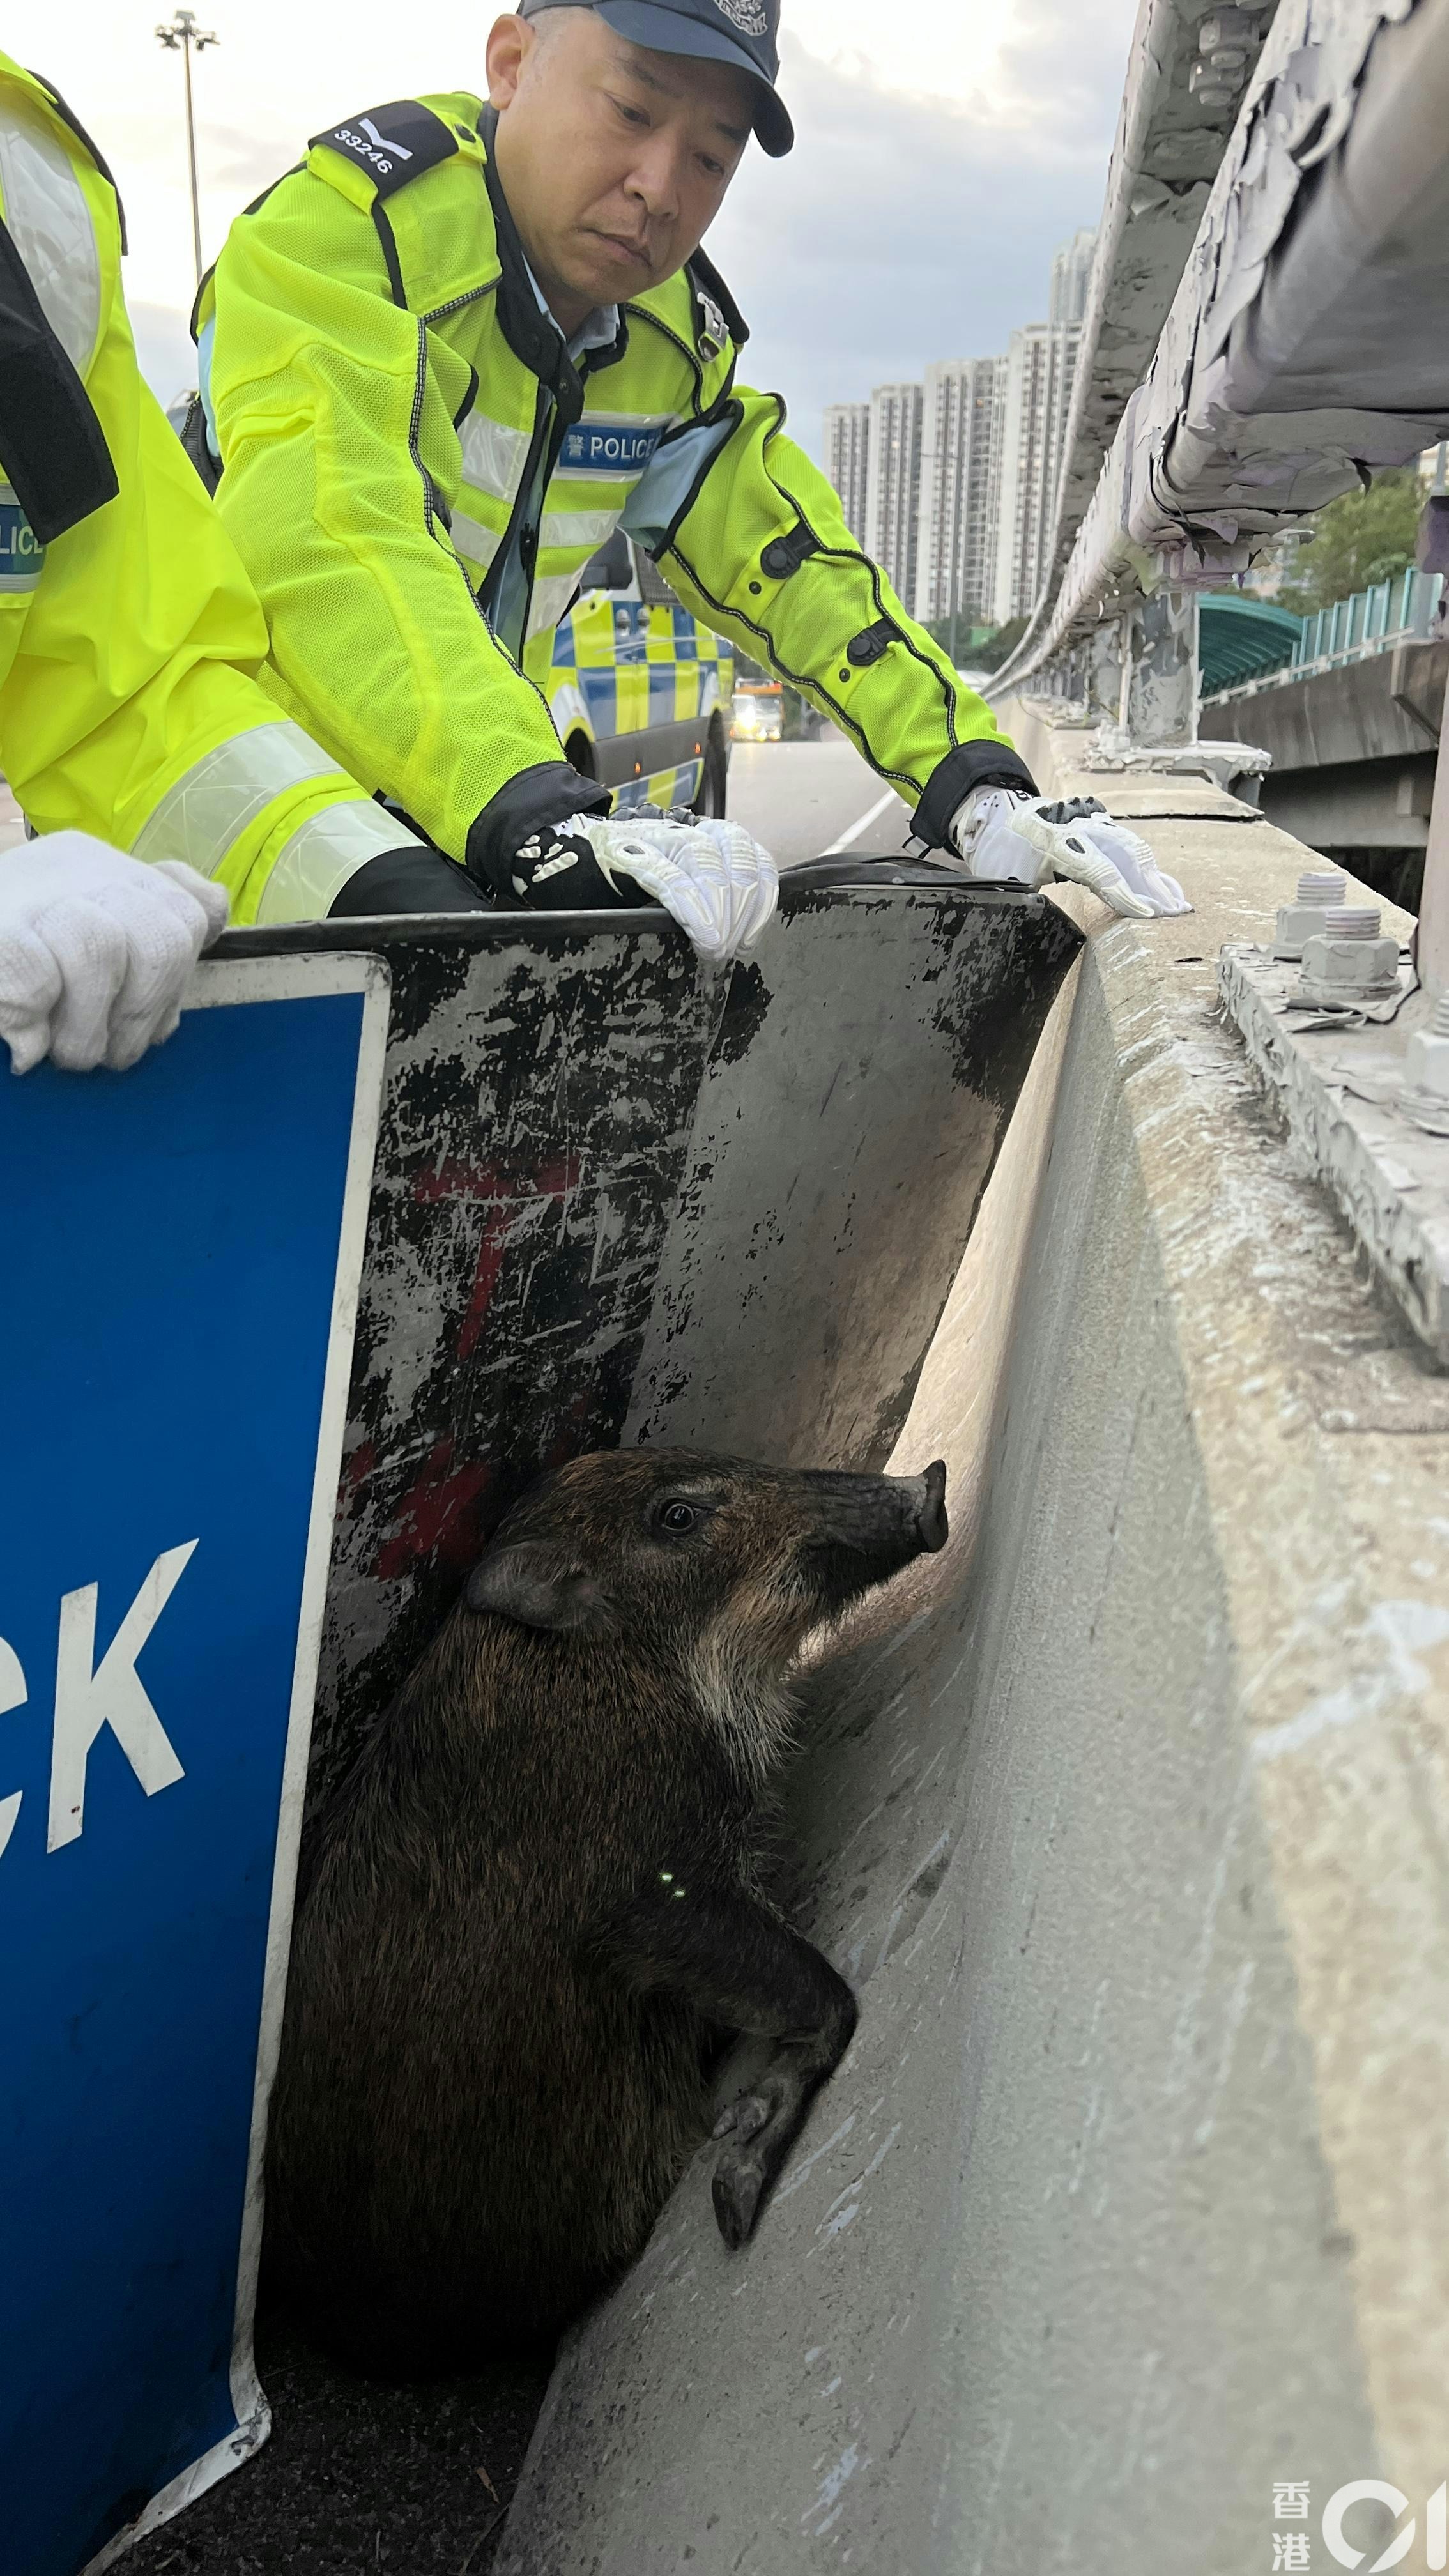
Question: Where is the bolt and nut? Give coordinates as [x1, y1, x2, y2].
[1398, 992, 1449, 1134]
[1273, 870, 1348, 961]
[1192, 4, 1265, 92]
[1296, 905, 1400, 1004]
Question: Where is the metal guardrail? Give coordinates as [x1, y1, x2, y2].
[1027, 0, 1276, 636]
[1291, 565, 1442, 672]
[1205, 567, 1443, 703]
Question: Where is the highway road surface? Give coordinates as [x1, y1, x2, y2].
[724, 734, 916, 866]
[119, 734, 930, 2576]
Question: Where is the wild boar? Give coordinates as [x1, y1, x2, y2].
[268, 1445, 947, 2368]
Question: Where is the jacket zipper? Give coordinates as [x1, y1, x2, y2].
[404, 306, 570, 736]
[482, 333, 601, 643]
[479, 379, 551, 637]
[408, 320, 447, 542]
[521, 392, 586, 631]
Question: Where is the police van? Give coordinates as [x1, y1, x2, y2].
[549, 527, 734, 820]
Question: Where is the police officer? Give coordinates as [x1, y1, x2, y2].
[196, 0, 1189, 941]
[0, 52, 450, 1073]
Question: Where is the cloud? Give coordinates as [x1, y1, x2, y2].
[203, 123, 305, 198]
[705, 17, 1130, 457]
[990, 0, 1139, 130]
[27, 0, 1136, 450]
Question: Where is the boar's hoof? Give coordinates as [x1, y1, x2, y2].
[916, 1457, 948, 1552]
[710, 2080, 799, 2248]
[712, 2145, 770, 2250]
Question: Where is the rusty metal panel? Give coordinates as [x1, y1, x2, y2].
[221, 870, 1079, 1795]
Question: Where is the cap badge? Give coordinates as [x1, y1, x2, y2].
[713, 0, 770, 32]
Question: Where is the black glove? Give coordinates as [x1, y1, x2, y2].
[463, 760, 636, 910]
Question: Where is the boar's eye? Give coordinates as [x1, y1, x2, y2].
[654, 1498, 703, 1537]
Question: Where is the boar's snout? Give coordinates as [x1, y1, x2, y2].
[793, 1458, 949, 1611]
[802, 1458, 949, 1552]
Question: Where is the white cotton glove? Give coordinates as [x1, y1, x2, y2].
[510, 810, 778, 962]
[0, 832, 229, 1075]
[948, 788, 1192, 920]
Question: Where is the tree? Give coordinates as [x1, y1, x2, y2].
[924, 611, 990, 663]
[1277, 468, 1423, 617]
[961, 615, 1029, 673]
[924, 613, 1029, 671]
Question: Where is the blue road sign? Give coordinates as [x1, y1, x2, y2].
[0, 952, 389, 2576]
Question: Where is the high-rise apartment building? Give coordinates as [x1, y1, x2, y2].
[823, 401, 871, 542]
[992, 230, 1096, 624]
[914, 356, 1005, 631]
[820, 227, 1096, 638]
[992, 321, 1082, 624]
[866, 382, 924, 609]
[1050, 227, 1096, 328]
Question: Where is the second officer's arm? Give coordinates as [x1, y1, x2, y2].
[638, 383, 1036, 850]
[640, 376, 1190, 916]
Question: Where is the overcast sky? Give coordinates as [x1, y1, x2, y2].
[6, 0, 1136, 456]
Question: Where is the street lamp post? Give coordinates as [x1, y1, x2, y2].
[154, 8, 218, 288]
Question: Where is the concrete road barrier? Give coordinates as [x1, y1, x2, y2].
[497, 772, 1449, 2571]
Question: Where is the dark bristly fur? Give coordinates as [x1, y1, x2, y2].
[266, 1445, 948, 2371]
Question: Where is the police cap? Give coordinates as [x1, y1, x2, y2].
[519, 0, 793, 157]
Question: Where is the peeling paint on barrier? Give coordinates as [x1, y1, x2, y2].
[1218, 938, 1449, 1364]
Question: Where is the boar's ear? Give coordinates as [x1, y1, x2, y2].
[465, 1542, 613, 1634]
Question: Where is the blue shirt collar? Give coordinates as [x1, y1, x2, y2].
[521, 256, 619, 365]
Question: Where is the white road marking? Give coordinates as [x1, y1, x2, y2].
[823, 788, 900, 855]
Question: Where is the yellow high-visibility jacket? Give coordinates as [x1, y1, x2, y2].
[0, 55, 420, 923]
[199, 95, 1033, 893]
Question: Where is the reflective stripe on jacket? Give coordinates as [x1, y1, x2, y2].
[0, 55, 415, 923]
[201, 93, 1031, 875]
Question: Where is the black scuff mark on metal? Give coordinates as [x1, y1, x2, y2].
[307, 918, 723, 1809]
[710, 958, 773, 1068]
[622, 880, 1082, 1475]
[926, 894, 1082, 1111]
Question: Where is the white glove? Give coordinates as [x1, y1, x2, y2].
[521, 811, 777, 961]
[0, 832, 229, 1075]
[949, 788, 1192, 920]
